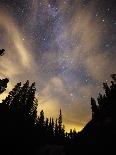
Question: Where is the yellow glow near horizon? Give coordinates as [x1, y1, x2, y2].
[64, 123, 83, 133]
[37, 98, 61, 118]
[37, 97, 84, 132]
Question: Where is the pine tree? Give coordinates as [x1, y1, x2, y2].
[91, 97, 98, 119]
[97, 93, 103, 108]
[48, 117, 54, 135]
[39, 110, 45, 127]
[19, 80, 29, 107]
[103, 82, 110, 96]
[58, 109, 62, 132]
[0, 78, 9, 94]
[2, 82, 21, 106]
[25, 82, 38, 122]
[55, 118, 58, 136]
[69, 129, 73, 139]
[45, 118, 49, 131]
[52, 118, 54, 132]
[0, 49, 5, 56]
[111, 74, 116, 82]
[58, 109, 65, 137]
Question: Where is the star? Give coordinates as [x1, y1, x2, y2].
[0, 0, 115, 132]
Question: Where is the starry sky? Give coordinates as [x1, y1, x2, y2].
[0, 0, 116, 132]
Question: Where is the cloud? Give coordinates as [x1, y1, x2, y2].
[0, 8, 37, 78]
[0, 1, 115, 132]
[38, 98, 60, 118]
[35, 0, 115, 131]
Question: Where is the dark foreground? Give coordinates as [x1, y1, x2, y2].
[0, 75, 116, 154]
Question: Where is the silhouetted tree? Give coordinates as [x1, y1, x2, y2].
[58, 109, 62, 132]
[45, 117, 49, 131]
[48, 117, 54, 136]
[0, 49, 5, 56]
[55, 118, 58, 137]
[111, 74, 116, 82]
[24, 82, 38, 122]
[39, 110, 45, 127]
[91, 97, 98, 118]
[57, 109, 65, 140]
[103, 82, 110, 96]
[52, 118, 54, 131]
[0, 49, 8, 94]
[2, 82, 21, 105]
[97, 93, 103, 108]
[0, 78, 9, 94]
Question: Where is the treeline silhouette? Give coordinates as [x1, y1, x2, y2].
[0, 80, 67, 154]
[66, 74, 116, 154]
[0, 49, 116, 154]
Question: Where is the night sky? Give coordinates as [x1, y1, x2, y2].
[0, 0, 116, 131]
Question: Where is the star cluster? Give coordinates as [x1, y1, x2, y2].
[0, 0, 116, 131]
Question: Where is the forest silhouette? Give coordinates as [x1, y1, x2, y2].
[0, 49, 116, 154]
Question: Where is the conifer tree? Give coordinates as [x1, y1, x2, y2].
[2, 82, 21, 106]
[111, 74, 116, 82]
[58, 109, 65, 137]
[58, 109, 62, 132]
[103, 83, 110, 96]
[25, 82, 38, 121]
[48, 117, 54, 135]
[55, 118, 58, 136]
[52, 118, 54, 132]
[97, 93, 103, 108]
[0, 78, 9, 94]
[91, 97, 98, 118]
[39, 110, 45, 127]
[45, 118, 49, 131]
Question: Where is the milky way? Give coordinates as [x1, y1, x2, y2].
[0, 0, 116, 131]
